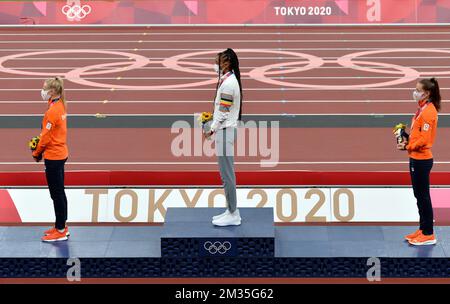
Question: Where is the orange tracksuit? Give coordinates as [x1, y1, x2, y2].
[32, 98, 68, 160]
[406, 101, 438, 160]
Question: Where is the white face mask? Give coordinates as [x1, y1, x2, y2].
[41, 89, 50, 101]
[214, 64, 220, 74]
[412, 90, 425, 102]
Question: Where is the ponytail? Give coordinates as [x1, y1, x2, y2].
[215, 52, 221, 93]
[420, 77, 441, 112]
[217, 48, 243, 120]
[430, 78, 441, 112]
[57, 77, 67, 110]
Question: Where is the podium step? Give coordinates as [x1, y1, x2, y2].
[161, 208, 274, 258]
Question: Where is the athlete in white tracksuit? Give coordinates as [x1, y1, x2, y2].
[206, 49, 243, 227]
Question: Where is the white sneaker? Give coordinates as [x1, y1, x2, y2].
[212, 209, 230, 221]
[212, 210, 241, 227]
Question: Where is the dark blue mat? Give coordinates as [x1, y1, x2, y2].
[1, 226, 449, 258]
[1, 225, 449, 278]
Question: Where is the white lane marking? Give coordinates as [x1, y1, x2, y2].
[1, 88, 450, 91]
[1, 161, 450, 165]
[2, 39, 450, 43]
[1, 113, 449, 116]
[4, 65, 450, 70]
[1, 100, 448, 104]
[5, 56, 450, 60]
[1, 76, 450, 80]
[3, 47, 450, 51]
[0, 23, 449, 28]
[1, 31, 450, 36]
[6, 57, 129, 60]
[0, 99, 450, 105]
[0, 76, 450, 83]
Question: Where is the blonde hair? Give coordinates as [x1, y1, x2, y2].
[45, 76, 67, 109]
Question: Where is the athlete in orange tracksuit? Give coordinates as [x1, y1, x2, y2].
[32, 77, 70, 242]
[399, 78, 441, 246]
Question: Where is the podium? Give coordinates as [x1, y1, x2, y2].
[161, 208, 274, 258]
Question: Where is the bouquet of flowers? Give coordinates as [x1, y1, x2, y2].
[198, 112, 213, 135]
[28, 136, 40, 151]
[392, 123, 409, 144]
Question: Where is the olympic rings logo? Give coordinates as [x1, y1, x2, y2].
[203, 241, 232, 255]
[62, 4, 92, 20]
[0, 48, 449, 91]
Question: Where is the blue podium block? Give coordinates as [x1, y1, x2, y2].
[161, 208, 275, 258]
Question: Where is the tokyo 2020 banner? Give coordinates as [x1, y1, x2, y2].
[0, 0, 449, 25]
[1, 187, 450, 224]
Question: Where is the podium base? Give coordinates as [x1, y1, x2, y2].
[161, 208, 275, 258]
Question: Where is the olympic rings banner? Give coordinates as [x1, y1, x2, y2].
[0, 0, 449, 25]
[1, 187, 450, 223]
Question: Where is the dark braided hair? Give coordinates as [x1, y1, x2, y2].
[217, 48, 243, 120]
[215, 52, 222, 93]
[419, 77, 442, 112]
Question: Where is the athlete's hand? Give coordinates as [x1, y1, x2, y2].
[204, 130, 214, 140]
[397, 142, 407, 150]
[32, 151, 42, 162]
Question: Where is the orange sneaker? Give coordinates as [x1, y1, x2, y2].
[41, 229, 68, 242]
[409, 233, 437, 246]
[44, 226, 70, 237]
[404, 229, 422, 241]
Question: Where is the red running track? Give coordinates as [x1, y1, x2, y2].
[0, 26, 449, 177]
